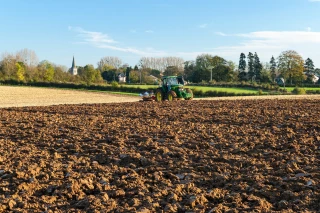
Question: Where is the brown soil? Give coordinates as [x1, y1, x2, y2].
[198, 94, 320, 101]
[0, 99, 319, 212]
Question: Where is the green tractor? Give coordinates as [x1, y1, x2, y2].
[155, 76, 193, 102]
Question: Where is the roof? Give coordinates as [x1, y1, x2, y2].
[149, 75, 158, 79]
[162, 76, 178, 79]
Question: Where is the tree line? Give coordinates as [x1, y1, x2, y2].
[1, 48, 319, 85]
[185, 51, 319, 85]
[0, 49, 100, 84]
[237, 50, 319, 85]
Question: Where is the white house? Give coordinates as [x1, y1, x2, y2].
[312, 74, 319, 84]
[118, 73, 126, 83]
[148, 75, 159, 83]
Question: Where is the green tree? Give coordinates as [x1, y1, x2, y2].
[129, 70, 140, 83]
[211, 56, 226, 67]
[0, 63, 3, 79]
[270, 56, 277, 82]
[53, 65, 72, 82]
[196, 54, 212, 69]
[77, 66, 85, 77]
[95, 69, 103, 83]
[260, 69, 271, 83]
[184, 61, 195, 82]
[195, 54, 226, 82]
[194, 68, 210, 83]
[304, 58, 315, 75]
[143, 75, 157, 84]
[254, 52, 262, 82]
[44, 64, 54, 82]
[150, 69, 161, 78]
[38, 60, 54, 82]
[277, 50, 305, 85]
[15, 62, 25, 81]
[139, 68, 155, 84]
[238, 53, 246, 81]
[304, 58, 316, 84]
[125, 66, 132, 83]
[247, 52, 254, 81]
[212, 64, 233, 82]
[83, 64, 97, 85]
[102, 69, 117, 82]
[101, 64, 115, 72]
[227, 61, 236, 71]
[194, 54, 212, 82]
[314, 68, 320, 76]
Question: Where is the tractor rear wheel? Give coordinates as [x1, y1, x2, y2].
[185, 88, 193, 100]
[167, 90, 177, 101]
[155, 89, 164, 102]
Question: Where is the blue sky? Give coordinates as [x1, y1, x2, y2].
[1, 0, 320, 68]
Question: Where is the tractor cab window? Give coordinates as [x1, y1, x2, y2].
[167, 78, 178, 85]
[177, 76, 184, 85]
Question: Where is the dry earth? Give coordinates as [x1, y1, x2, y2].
[198, 94, 320, 101]
[0, 86, 140, 108]
[0, 98, 319, 212]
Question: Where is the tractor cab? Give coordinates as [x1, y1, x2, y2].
[161, 76, 180, 92]
[155, 76, 193, 101]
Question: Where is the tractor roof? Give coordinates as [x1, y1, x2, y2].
[162, 76, 183, 79]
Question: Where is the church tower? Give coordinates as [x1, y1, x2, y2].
[70, 56, 78, 75]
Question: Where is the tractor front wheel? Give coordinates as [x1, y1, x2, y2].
[155, 89, 164, 102]
[185, 88, 193, 100]
[167, 90, 177, 101]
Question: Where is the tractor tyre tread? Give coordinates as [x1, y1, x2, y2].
[167, 90, 177, 101]
[155, 89, 164, 102]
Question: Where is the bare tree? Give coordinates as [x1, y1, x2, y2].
[0, 52, 17, 79]
[138, 57, 184, 72]
[16, 48, 38, 67]
[165, 57, 185, 72]
[97, 56, 123, 71]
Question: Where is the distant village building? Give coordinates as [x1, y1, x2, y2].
[149, 75, 159, 83]
[118, 73, 126, 83]
[70, 56, 78, 75]
[311, 74, 319, 84]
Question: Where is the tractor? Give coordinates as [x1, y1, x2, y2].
[155, 76, 193, 102]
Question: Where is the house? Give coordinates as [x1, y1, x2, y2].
[118, 73, 126, 83]
[275, 77, 285, 85]
[148, 75, 159, 83]
[311, 74, 319, 84]
[304, 72, 320, 84]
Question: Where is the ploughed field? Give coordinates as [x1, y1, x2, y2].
[0, 100, 319, 212]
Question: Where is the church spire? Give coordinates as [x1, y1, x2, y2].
[70, 56, 78, 75]
[72, 56, 76, 68]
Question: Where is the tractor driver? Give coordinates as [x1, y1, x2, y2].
[164, 78, 171, 92]
[162, 78, 168, 92]
[166, 80, 171, 92]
